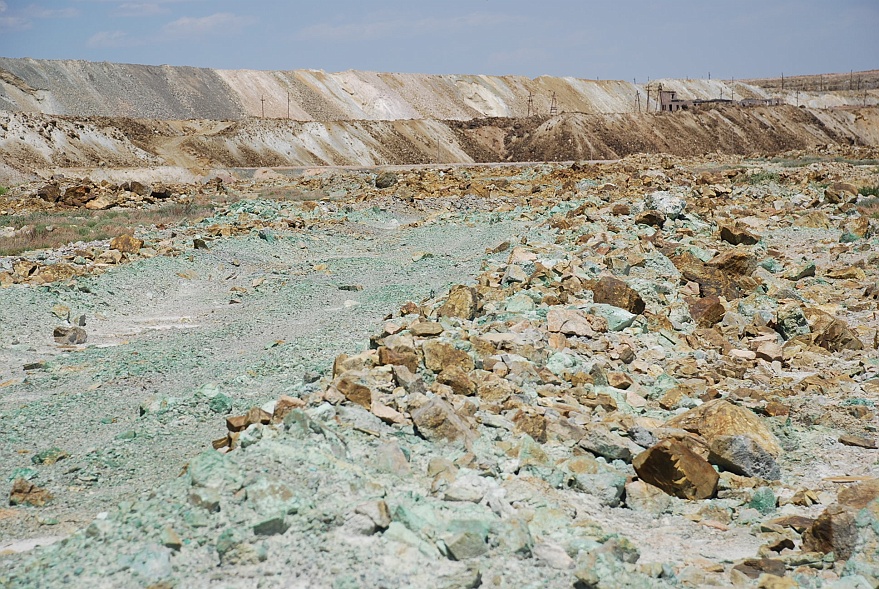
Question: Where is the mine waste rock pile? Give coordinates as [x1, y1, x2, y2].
[1, 150, 878, 588]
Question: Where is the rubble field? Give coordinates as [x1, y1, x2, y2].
[0, 146, 877, 588]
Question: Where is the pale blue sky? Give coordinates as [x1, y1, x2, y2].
[0, 0, 876, 80]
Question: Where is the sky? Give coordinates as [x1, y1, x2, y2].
[0, 0, 876, 81]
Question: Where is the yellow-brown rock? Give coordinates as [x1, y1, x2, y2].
[421, 340, 474, 373]
[436, 285, 478, 320]
[633, 439, 719, 500]
[110, 233, 143, 253]
[665, 399, 782, 456]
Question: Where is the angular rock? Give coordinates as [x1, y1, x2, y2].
[688, 296, 726, 327]
[374, 171, 398, 189]
[804, 308, 864, 352]
[665, 399, 782, 456]
[8, 478, 53, 507]
[633, 439, 719, 500]
[579, 424, 641, 462]
[410, 321, 444, 337]
[411, 398, 476, 445]
[422, 340, 474, 373]
[802, 503, 858, 560]
[589, 276, 645, 315]
[437, 365, 476, 396]
[547, 308, 594, 337]
[437, 285, 478, 320]
[720, 224, 760, 246]
[634, 209, 665, 228]
[708, 435, 781, 480]
[706, 249, 756, 276]
[53, 326, 87, 345]
[624, 480, 671, 514]
[775, 304, 810, 340]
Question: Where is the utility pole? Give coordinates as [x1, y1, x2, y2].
[261, 95, 266, 118]
[781, 73, 784, 91]
[527, 92, 534, 117]
[287, 92, 290, 120]
[549, 92, 558, 117]
[850, 70, 854, 91]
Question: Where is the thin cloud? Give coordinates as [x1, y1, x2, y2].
[24, 6, 80, 18]
[298, 12, 524, 42]
[162, 12, 255, 37]
[87, 29, 137, 47]
[113, 3, 170, 17]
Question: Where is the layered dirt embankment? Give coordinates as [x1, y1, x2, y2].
[2, 105, 879, 185]
[1, 58, 876, 121]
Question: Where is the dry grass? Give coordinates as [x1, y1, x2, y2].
[857, 196, 879, 219]
[0, 201, 220, 256]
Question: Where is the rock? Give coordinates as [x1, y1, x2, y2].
[512, 410, 548, 443]
[547, 308, 595, 337]
[445, 530, 487, 560]
[333, 371, 375, 409]
[374, 171, 398, 189]
[804, 308, 864, 352]
[422, 340, 474, 373]
[775, 304, 810, 340]
[706, 249, 756, 276]
[253, 515, 290, 536]
[837, 478, 879, 509]
[749, 486, 777, 514]
[355, 500, 391, 530]
[786, 262, 816, 281]
[410, 321, 444, 337]
[688, 296, 726, 327]
[755, 341, 783, 363]
[635, 209, 666, 227]
[437, 285, 478, 320]
[532, 542, 575, 570]
[588, 304, 636, 331]
[109, 233, 143, 253]
[720, 224, 760, 245]
[624, 480, 672, 514]
[193, 238, 209, 250]
[589, 276, 645, 315]
[437, 365, 476, 396]
[37, 184, 61, 202]
[645, 190, 686, 219]
[795, 211, 832, 229]
[411, 398, 476, 445]
[672, 251, 753, 300]
[802, 503, 859, 560]
[8, 478, 53, 507]
[633, 439, 719, 500]
[665, 399, 782, 456]
[838, 434, 879, 449]
[53, 326, 87, 345]
[377, 346, 419, 373]
[579, 424, 641, 462]
[31, 447, 68, 465]
[708, 435, 781, 480]
[825, 182, 858, 203]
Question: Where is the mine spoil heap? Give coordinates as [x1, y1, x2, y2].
[1, 58, 879, 589]
[0, 147, 877, 588]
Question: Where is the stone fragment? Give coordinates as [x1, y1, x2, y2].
[720, 224, 760, 246]
[589, 276, 645, 315]
[588, 304, 636, 331]
[624, 480, 671, 514]
[706, 249, 756, 276]
[410, 321, 444, 337]
[708, 435, 781, 480]
[532, 542, 575, 570]
[688, 296, 726, 327]
[411, 398, 476, 445]
[445, 530, 487, 560]
[377, 346, 419, 373]
[633, 439, 719, 500]
[8, 479, 53, 507]
[547, 308, 594, 337]
[110, 234, 143, 254]
[755, 341, 783, 363]
[192, 238, 209, 250]
[824, 182, 858, 203]
[512, 410, 547, 443]
[645, 190, 686, 219]
[794, 211, 831, 229]
[672, 252, 753, 300]
[804, 308, 864, 352]
[53, 326, 87, 345]
[437, 365, 476, 396]
[775, 305, 810, 340]
[355, 500, 391, 530]
[838, 434, 879, 449]
[253, 515, 289, 536]
[333, 371, 374, 409]
[731, 558, 785, 580]
[422, 340, 474, 373]
[374, 171, 398, 189]
[665, 399, 782, 456]
[635, 209, 665, 227]
[437, 285, 478, 320]
[579, 424, 641, 462]
[802, 503, 858, 560]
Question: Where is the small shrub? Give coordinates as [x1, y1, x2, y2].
[744, 171, 781, 185]
[859, 185, 879, 198]
[0, 186, 8, 196]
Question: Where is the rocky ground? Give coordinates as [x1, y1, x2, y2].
[0, 150, 877, 588]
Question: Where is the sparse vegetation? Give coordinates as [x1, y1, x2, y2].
[0, 202, 219, 256]
[0, 186, 8, 196]
[743, 171, 782, 184]
[859, 184, 879, 197]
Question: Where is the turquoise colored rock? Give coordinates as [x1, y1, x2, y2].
[749, 487, 777, 515]
[589, 303, 636, 332]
